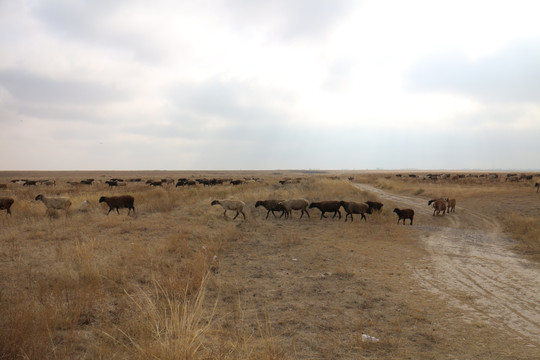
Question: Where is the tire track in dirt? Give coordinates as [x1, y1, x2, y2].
[354, 183, 540, 346]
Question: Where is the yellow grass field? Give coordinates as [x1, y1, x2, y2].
[0, 170, 539, 359]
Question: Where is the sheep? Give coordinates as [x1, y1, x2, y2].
[308, 201, 342, 220]
[339, 201, 368, 222]
[211, 199, 246, 220]
[255, 200, 286, 219]
[0, 184, 7, 189]
[428, 199, 446, 216]
[98, 195, 135, 215]
[105, 180, 118, 187]
[35, 194, 71, 213]
[445, 198, 456, 213]
[365, 201, 384, 214]
[0, 197, 14, 215]
[393, 208, 414, 225]
[278, 199, 310, 219]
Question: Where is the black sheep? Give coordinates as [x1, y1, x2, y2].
[99, 195, 135, 215]
[309, 201, 342, 220]
[393, 208, 414, 225]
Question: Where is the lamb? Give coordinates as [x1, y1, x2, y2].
[428, 199, 446, 216]
[98, 195, 135, 215]
[255, 200, 286, 219]
[278, 199, 310, 219]
[445, 198, 456, 213]
[365, 201, 384, 214]
[339, 201, 368, 222]
[393, 208, 414, 225]
[0, 197, 14, 215]
[211, 199, 246, 220]
[308, 201, 342, 220]
[35, 194, 71, 213]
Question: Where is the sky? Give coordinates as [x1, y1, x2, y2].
[1, 0, 539, 171]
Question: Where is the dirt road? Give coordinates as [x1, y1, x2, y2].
[354, 183, 540, 346]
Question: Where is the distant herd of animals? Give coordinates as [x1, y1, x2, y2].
[1, 175, 539, 223]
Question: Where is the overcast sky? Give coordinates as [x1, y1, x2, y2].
[1, 0, 539, 170]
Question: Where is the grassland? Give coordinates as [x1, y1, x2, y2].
[0, 170, 539, 359]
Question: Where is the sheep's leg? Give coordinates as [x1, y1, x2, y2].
[233, 211, 239, 220]
[107, 207, 113, 215]
[7, 208, 11, 215]
[240, 210, 246, 219]
[320, 211, 326, 220]
[266, 210, 271, 219]
[361, 213, 366, 221]
[116, 207, 120, 215]
[409, 217, 413, 225]
[223, 209, 228, 218]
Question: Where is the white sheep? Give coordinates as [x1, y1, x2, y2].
[211, 199, 246, 220]
[35, 194, 71, 213]
[278, 199, 310, 219]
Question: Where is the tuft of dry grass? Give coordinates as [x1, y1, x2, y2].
[503, 212, 540, 261]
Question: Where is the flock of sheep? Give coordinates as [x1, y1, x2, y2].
[1, 178, 537, 220]
[210, 197, 457, 225]
[0, 195, 135, 217]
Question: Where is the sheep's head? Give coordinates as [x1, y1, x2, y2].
[98, 196, 106, 203]
[211, 200, 220, 206]
[35, 194, 43, 201]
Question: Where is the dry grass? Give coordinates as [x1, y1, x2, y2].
[0, 171, 538, 359]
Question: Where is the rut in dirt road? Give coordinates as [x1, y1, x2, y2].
[355, 183, 540, 346]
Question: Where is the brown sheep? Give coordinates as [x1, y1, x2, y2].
[211, 199, 246, 220]
[339, 201, 368, 222]
[445, 198, 456, 213]
[35, 194, 72, 214]
[393, 208, 414, 225]
[278, 199, 310, 219]
[309, 201, 342, 220]
[365, 201, 384, 214]
[255, 200, 286, 219]
[99, 195, 135, 215]
[428, 199, 446, 216]
[0, 197, 14, 215]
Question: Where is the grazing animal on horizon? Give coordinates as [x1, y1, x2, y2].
[393, 208, 414, 225]
[255, 200, 286, 219]
[99, 195, 135, 215]
[0, 197, 15, 215]
[428, 199, 446, 216]
[309, 201, 342, 220]
[339, 201, 368, 222]
[211, 199, 246, 220]
[279, 199, 310, 219]
[445, 198, 456, 213]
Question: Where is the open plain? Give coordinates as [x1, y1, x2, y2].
[0, 170, 539, 359]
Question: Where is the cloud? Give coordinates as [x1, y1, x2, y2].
[0, 69, 126, 105]
[220, 0, 355, 42]
[407, 38, 540, 104]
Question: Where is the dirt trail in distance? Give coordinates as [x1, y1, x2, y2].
[355, 183, 540, 346]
